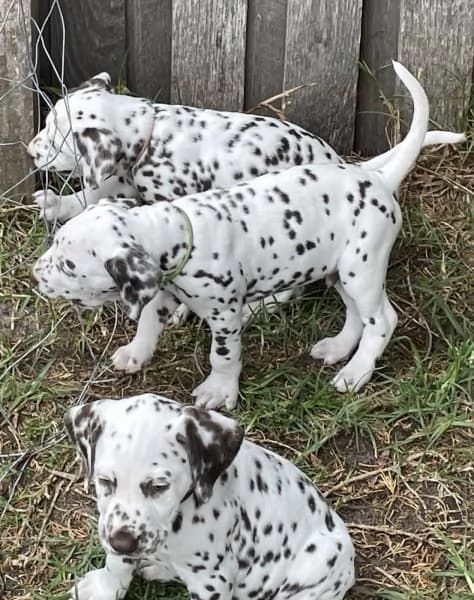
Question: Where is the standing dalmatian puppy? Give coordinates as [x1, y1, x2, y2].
[33, 62, 465, 408]
[65, 393, 355, 600]
[27, 70, 463, 322]
[27, 71, 460, 224]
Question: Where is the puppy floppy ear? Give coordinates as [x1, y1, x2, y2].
[73, 128, 123, 189]
[71, 72, 113, 93]
[176, 406, 244, 505]
[104, 244, 162, 321]
[64, 401, 105, 485]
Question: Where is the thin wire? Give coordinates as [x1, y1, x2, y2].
[1, 0, 123, 527]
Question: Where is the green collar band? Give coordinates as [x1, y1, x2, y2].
[162, 206, 194, 286]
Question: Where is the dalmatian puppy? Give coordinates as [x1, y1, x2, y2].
[65, 393, 355, 600]
[27, 70, 463, 324]
[27, 71, 462, 224]
[33, 62, 464, 408]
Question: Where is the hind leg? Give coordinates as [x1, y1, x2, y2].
[311, 280, 363, 365]
[279, 537, 355, 600]
[332, 285, 397, 392]
[241, 289, 300, 324]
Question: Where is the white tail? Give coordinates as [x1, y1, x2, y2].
[363, 130, 466, 171]
[376, 61, 430, 190]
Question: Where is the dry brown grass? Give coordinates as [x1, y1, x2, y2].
[1, 147, 473, 599]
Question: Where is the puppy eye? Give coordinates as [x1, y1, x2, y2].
[141, 481, 170, 497]
[97, 477, 116, 494]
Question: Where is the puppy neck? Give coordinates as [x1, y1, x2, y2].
[128, 203, 192, 281]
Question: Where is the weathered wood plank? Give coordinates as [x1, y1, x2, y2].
[355, 0, 401, 155]
[126, 0, 172, 101]
[356, 0, 473, 155]
[171, 0, 247, 110]
[283, 0, 363, 154]
[245, 0, 287, 112]
[0, 0, 34, 197]
[31, 0, 52, 88]
[50, 0, 126, 88]
[397, 0, 474, 131]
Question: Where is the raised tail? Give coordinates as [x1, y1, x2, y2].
[376, 61, 430, 190]
[363, 130, 466, 171]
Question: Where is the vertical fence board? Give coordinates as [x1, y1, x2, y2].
[50, 0, 126, 88]
[355, 0, 401, 155]
[126, 0, 171, 101]
[397, 0, 474, 131]
[31, 0, 52, 89]
[283, 0, 363, 154]
[245, 0, 287, 112]
[171, 0, 247, 110]
[0, 0, 33, 197]
[35, 0, 474, 154]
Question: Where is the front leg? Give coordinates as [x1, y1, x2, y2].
[70, 553, 135, 600]
[192, 308, 243, 410]
[34, 175, 137, 223]
[33, 188, 88, 223]
[112, 291, 180, 373]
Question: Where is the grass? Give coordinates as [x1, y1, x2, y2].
[1, 141, 473, 598]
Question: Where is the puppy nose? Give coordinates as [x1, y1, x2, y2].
[109, 528, 138, 554]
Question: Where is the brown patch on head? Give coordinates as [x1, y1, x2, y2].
[64, 402, 105, 480]
[72, 128, 123, 188]
[70, 73, 113, 93]
[176, 406, 244, 504]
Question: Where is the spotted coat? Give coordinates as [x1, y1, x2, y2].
[32, 62, 465, 407]
[65, 394, 355, 600]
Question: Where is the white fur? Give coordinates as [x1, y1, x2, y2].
[32, 63, 465, 408]
[65, 394, 355, 600]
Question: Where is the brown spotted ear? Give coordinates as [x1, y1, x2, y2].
[104, 244, 162, 321]
[73, 128, 123, 188]
[70, 72, 113, 93]
[176, 406, 244, 504]
[64, 402, 105, 482]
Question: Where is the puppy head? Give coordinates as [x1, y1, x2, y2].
[69, 72, 114, 94]
[32, 203, 161, 320]
[65, 394, 244, 557]
[27, 73, 122, 187]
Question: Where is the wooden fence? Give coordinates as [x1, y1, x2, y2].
[29, 0, 474, 157]
[0, 0, 33, 197]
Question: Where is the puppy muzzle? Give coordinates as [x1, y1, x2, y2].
[106, 527, 167, 557]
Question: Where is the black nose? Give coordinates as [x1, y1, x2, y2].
[109, 528, 138, 554]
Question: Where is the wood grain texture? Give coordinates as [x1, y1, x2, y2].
[126, 0, 171, 101]
[283, 0, 363, 154]
[397, 0, 474, 131]
[50, 0, 126, 88]
[171, 0, 247, 110]
[245, 0, 287, 111]
[0, 0, 34, 196]
[355, 0, 401, 155]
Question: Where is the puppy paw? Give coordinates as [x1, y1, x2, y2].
[241, 303, 258, 325]
[69, 568, 127, 600]
[111, 341, 154, 373]
[138, 562, 177, 582]
[33, 189, 84, 222]
[168, 303, 192, 327]
[332, 358, 375, 392]
[192, 374, 239, 410]
[310, 337, 354, 365]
